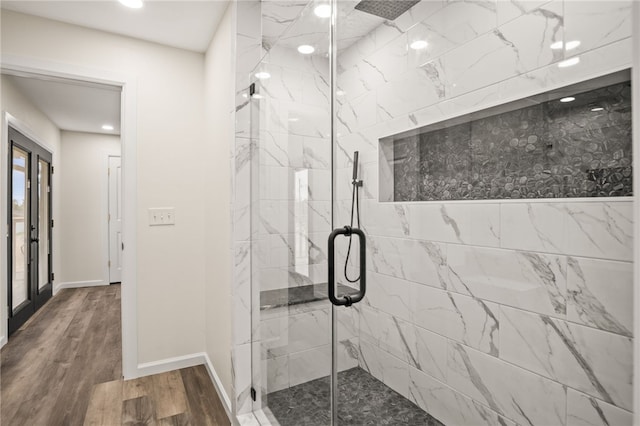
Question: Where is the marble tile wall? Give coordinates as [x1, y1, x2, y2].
[234, 0, 635, 425]
[332, 1, 634, 426]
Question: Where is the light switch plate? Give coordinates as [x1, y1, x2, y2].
[148, 208, 175, 226]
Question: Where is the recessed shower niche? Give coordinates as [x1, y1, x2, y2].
[379, 71, 632, 202]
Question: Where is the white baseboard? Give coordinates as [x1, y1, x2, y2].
[136, 352, 206, 378]
[202, 353, 234, 424]
[135, 352, 233, 424]
[0, 335, 7, 349]
[55, 280, 108, 293]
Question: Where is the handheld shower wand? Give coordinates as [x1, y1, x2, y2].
[345, 151, 362, 284]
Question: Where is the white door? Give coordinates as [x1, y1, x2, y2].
[108, 156, 122, 283]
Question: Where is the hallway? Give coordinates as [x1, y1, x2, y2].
[1, 286, 230, 425]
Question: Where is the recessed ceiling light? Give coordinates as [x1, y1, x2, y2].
[119, 0, 143, 9]
[591, 107, 604, 112]
[255, 71, 271, 79]
[336, 90, 345, 96]
[558, 57, 580, 68]
[314, 4, 331, 18]
[550, 41, 563, 50]
[252, 94, 264, 99]
[560, 97, 575, 103]
[565, 40, 581, 50]
[298, 45, 315, 54]
[102, 124, 114, 130]
[410, 40, 428, 50]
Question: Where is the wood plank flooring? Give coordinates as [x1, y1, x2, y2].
[1, 285, 230, 426]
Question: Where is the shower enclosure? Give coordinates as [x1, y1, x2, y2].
[241, 0, 634, 425]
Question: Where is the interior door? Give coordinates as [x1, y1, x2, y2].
[8, 127, 53, 335]
[108, 155, 122, 283]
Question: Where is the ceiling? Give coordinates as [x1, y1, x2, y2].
[1, 0, 230, 53]
[4, 72, 122, 135]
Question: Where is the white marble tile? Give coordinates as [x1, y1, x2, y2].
[338, 337, 361, 371]
[377, 348, 410, 398]
[368, 236, 450, 289]
[564, 0, 632, 57]
[406, 323, 448, 382]
[287, 308, 330, 354]
[496, 0, 564, 71]
[233, 242, 252, 345]
[260, 64, 303, 103]
[261, 0, 309, 50]
[567, 388, 633, 426]
[408, 202, 500, 247]
[447, 244, 567, 317]
[408, 366, 517, 426]
[394, 0, 446, 33]
[565, 202, 633, 262]
[302, 136, 330, 170]
[265, 354, 289, 394]
[233, 343, 253, 415]
[336, 91, 378, 135]
[289, 345, 331, 387]
[362, 201, 411, 239]
[364, 34, 409, 84]
[359, 305, 380, 345]
[376, 60, 447, 119]
[448, 341, 566, 425]
[377, 312, 413, 362]
[301, 73, 329, 108]
[337, 304, 359, 340]
[496, 0, 552, 25]
[261, 315, 289, 359]
[501, 202, 566, 253]
[567, 257, 633, 337]
[358, 338, 383, 379]
[500, 306, 633, 411]
[364, 272, 412, 322]
[412, 283, 500, 355]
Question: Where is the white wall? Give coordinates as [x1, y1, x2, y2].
[59, 131, 120, 288]
[0, 74, 62, 345]
[1, 10, 207, 364]
[203, 2, 234, 402]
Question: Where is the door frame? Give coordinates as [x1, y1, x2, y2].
[0, 54, 139, 380]
[107, 155, 122, 284]
[6, 124, 54, 334]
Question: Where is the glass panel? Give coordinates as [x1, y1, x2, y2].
[11, 147, 29, 310]
[38, 159, 50, 290]
[250, 0, 333, 423]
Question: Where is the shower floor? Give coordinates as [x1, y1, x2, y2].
[266, 367, 444, 426]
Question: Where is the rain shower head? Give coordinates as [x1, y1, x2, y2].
[354, 0, 421, 20]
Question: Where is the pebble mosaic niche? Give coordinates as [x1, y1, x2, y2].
[380, 71, 632, 201]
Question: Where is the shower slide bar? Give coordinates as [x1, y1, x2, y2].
[327, 226, 366, 307]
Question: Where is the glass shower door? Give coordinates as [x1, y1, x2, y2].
[250, 1, 334, 423]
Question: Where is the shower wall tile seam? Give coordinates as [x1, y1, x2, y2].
[365, 232, 632, 263]
[364, 268, 632, 338]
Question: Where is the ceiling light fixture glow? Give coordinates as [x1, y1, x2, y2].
[255, 71, 271, 79]
[314, 4, 331, 18]
[409, 40, 428, 50]
[102, 124, 114, 131]
[298, 45, 315, 54]
[119, 0, 143, 9]
[558, 57, 580, 68]
[591, 107, 604, 112]
[565, 40, 581, 50]
[560, 97, 575, 103]
[550, 41, 563, 50]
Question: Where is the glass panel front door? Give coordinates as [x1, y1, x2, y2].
[8, 127, 53, 335]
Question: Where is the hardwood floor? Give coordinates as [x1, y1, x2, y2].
[1, 285, 230, 426]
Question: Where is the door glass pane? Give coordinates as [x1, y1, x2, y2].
[250, 0, 333, 422]
[38, 159, 50, 290]
[12, 147, 29, 310]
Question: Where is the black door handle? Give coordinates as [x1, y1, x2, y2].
[328, 226, 366, 306]
[31, 238, 39, 243]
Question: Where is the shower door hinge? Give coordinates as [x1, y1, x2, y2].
[249, 83, 256, 97]
[250, 387, 257, 401]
